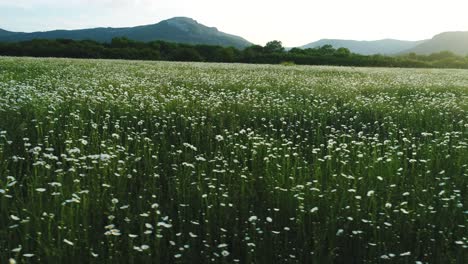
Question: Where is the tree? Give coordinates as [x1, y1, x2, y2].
[111, 37, 133, 48]
[335, 47, 351, 57]
[289, 48, 305, 55]
[216, 47, 236, 62]
[264, 40, 284, 53]
[319, 44, 335, 54]
[171, 47, 203, 62]
[429, 51, 457, 60]
[242, 45, 264, 62]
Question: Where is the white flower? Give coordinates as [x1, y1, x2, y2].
[183, 142, 197, 151]
[10, 215, 20, 221]
[11, 245, 22, 252]
[141, 245, 149, 250]
[68, 148, 81, 154]
[133, 246, 142, 252]
[215, 135, 224, 141]
[157, 222, 172, 228]
[248, 216, 258, 222]
[63, 239, 74, 246]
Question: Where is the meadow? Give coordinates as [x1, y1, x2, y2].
[0, 57, 466, 263]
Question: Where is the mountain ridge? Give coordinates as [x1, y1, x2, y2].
[300, 38, 426, 55]
[1, 19, 468, 55]
[402, 31, 468, 55]
[0, 17, 253, 48]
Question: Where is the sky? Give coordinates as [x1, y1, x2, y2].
[1, 0, 468, 47]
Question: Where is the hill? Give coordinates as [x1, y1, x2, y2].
[402, 31, 468, 55]
[0, 29, 13, 36]
[0, 17, 252, 48]
[300, 39, 425, 55]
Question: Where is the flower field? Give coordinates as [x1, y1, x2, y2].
[0, 57, 467, 263]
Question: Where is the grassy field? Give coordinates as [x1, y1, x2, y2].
[0, 57, 467, 263]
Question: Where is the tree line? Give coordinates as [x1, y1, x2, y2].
[1, 38, 468, 69]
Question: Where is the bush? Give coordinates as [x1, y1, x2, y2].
[280, 61, 295, 66]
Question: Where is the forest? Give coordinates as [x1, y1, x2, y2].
[1, 38, 468, 69]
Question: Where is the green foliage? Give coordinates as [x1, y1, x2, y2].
[335, 47, 351, 57]
[264, 40, 285, 53]
[0, 58, 466, 263]
[280, 61, 295, 66]
[171, 47, 203, 61]
[1, 38, 468, 69]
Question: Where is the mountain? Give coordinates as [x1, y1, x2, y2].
[402, 32, 468, 56]
[300, 39, 426, 55]
[0, 17, 252, 48]
[0, 29, 14, 36]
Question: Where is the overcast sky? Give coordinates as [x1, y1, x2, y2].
[1, 0, 467, 47]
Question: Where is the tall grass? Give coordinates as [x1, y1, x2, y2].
[0, 57, 466, 263]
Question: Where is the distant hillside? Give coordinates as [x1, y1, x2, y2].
[402, 32, 468, 55]
[301, 39, 425, 55]
[0, 29, 13, 36]
[0, 17, 252, 48]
